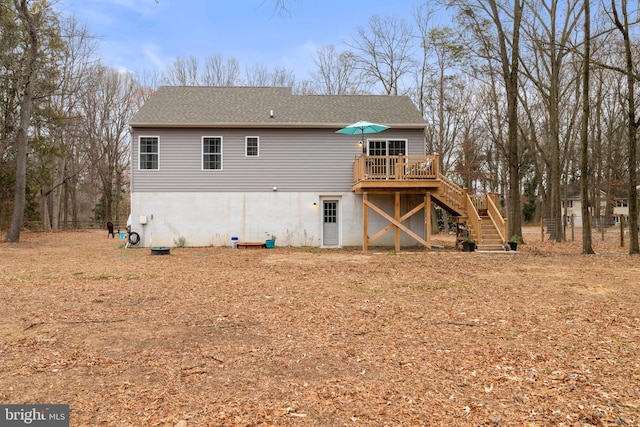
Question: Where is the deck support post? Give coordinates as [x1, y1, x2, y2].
[363, 192, 368, 251]
[425, 193, 432, 248]
[395, 192, 401, 251]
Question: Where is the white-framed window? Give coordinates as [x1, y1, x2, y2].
[246, 136, 259, 157]
[203, 136, 222, 170]
[367, 139, 407, 155]
[368, 139, 386, 156]
[139, 136, 159, 170]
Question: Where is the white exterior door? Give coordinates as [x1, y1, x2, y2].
[322, 200, 340, 246]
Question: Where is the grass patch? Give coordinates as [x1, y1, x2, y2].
[92, 274, 116, 281]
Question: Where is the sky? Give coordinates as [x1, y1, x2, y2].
[55, 0, 422, 80]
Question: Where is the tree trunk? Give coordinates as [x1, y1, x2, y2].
[611, 0, 639, 253]
[580, 0, 594, 253]
[623, 46, 639, 253]
[505, 0, 524, 241]
[6, 0, 38, 243]
[40, 188, 51, 232]
[50, 157, 67, 230]
[549, 76, 563, 241]
[70, 178, 79, 228]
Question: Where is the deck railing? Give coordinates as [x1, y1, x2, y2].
[470, 195, 487, 212]
[353, 155, 439, 182]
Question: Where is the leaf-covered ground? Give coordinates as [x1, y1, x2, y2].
[1, 228, 639, 426]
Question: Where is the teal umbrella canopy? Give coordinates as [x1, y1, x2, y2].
[336, 120, 390, 135]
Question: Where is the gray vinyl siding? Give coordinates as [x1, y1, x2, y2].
[131, 127, 425, 193]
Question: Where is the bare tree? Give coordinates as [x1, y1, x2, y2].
[6, 0, 41, 242]
[80, 66, 138, 225]
[244, 63, 272, 86]
[607, 0, 639, 253]
[421, 26, 466, 175]
[163, 55, 200, 86]
[580, 0, 594, 253]
[493, 0, 524, 241]
[40, 16, 97, 231]
[270, 66, 296, 87]
[309, 44, 362, 94]
[201, 54, 240, 86]
[241, 63, 294, 87]
[453, 105, 488, 193]
[582, 48, 626, 237]
[348, 15, 416, 95]
[136, 68, 163, 91]
[410, 3, 437, 117]
[451, 0, 525, 241]
[520, 0, 583, 241]
[0, 1, 22, 227]
[478, 76, 509, 196]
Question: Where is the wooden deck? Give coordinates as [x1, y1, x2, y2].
[352, 155, 468, 211]
[352, 155, 440, 193]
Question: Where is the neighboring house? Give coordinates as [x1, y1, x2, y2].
[128, 86, 504, 249]
[561, 183, 632, 227]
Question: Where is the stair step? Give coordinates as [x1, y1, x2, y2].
[476, 244, 508, 251]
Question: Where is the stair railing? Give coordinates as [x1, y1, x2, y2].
[437, 173, 466, 210]
[486, 193, 507, 243]
[465, 193, 483, 243]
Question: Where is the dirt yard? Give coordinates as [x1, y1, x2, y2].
[1, 227, 639, 426]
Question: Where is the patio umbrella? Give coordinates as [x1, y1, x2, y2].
[336, 120, 390, 153]
[336, 120, 389, 136]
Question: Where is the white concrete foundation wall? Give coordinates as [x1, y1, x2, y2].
[130, 192, 426, 248]
[564, 209, 584, 227]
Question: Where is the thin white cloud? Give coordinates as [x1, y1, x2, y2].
[143, 44, 167, 70]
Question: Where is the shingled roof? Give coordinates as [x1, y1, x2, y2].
[130, 86, 427, 129]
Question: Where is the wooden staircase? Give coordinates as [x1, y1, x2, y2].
[432, 173, 508, 248]
[475, 216, 507, 251]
